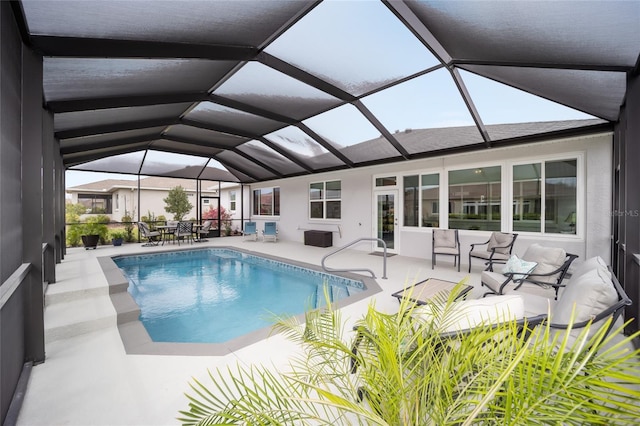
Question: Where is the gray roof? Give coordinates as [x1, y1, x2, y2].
[14, 1, 637, 183]
[67, 176, 224, 192]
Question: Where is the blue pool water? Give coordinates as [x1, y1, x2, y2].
[113, 248, 365, 343]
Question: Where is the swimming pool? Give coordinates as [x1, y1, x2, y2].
[111, 248, 369, 345]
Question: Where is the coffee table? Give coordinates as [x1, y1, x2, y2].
[391, 278, 472, 306]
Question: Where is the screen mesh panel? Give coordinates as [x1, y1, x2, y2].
[54, 103, 192, 132]
[14, 1, 634, 183]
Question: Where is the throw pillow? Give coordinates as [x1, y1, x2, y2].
[502, 255, 537, 280]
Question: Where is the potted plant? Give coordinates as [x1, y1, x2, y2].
[110, 230, 126, 246]
[80, 216, 109, 250]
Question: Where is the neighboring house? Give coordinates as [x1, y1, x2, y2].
[66, 176, 246, 227]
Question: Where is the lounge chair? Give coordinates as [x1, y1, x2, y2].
[262, 221, 278, 242]
[468, 232, 518, 272]
[174, 221, 193, 245]
[195, 220, 212, 242]
[481, 243, 578, 300]
[242, 221, 258, 241]
[138, 222, 161, 247]
[431, 229, 460, 272]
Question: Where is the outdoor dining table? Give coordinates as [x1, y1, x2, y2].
[156, 223, 204, 244]
[155, 225, 176, 245]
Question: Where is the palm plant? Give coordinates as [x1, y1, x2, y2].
[179, 282, 640, 425]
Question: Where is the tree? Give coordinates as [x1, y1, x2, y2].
[179, 283, 640, 425]
[163, 186, 193, 221]
[202, 205, 232, 232]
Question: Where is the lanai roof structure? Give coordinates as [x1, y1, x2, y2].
[12, 0, 639, 183]
[3, 1, 640, 424]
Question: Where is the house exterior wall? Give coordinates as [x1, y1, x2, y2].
[69, 186, 218, 222]
[249, 132, 613, 267]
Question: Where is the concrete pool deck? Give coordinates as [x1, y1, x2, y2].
[12, 236, 586, 425]
[17, 236, 481, 425]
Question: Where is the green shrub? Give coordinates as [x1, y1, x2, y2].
[121, 214, 135, 242]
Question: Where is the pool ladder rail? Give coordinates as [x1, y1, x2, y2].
[321, 238, 388, 279]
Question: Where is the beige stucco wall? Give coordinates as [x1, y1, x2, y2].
[248, 132, 613, 266]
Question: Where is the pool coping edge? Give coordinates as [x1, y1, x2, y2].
[99, 246, 382, 356]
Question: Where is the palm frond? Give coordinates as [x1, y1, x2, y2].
[180, 277, 640, 425]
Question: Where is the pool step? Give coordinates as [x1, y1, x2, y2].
[44, 292, 117, 344]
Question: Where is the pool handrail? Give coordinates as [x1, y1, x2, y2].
[321, 238, 388, 279]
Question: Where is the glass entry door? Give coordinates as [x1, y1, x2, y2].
[375, 190, 398, 252]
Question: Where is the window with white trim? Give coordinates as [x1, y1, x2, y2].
[229, 191, 236, 211]
[403, 173, 439, 227]
[513, 159, 577, 234]
[448, 166, 502, 231]
[310, 180, 341, 219]
[252, 187, 280, 216]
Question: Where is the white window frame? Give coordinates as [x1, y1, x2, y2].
[510, 153, 583, 236]
[252, 187, 280, 217]
[401, 172, 441, 228]
[309, 180, 341, 220]
[229, 191, 236, 211]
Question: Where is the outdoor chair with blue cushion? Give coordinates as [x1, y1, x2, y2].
[468, 232, 518, 272]
[242, 221, 258, 241]
[262, 221, 278, 242]
[481, 243, 578, 300]
[174, 221, 193, 246]
[432, 229, 460, 272]
[138, 222, 161, 247]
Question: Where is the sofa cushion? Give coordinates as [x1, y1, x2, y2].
[415, 295, 524, 333]
[434, 230, 456, 248]
[570, 256, 610, 281]
[522, 244, 566, 284]
[488, 232, 514, 254]
[552, 267, 617, 325]
[502, 255, 537, 280]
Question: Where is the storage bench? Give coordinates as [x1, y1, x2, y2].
[304, 230, 333, 247]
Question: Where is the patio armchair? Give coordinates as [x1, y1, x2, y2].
[537, 260, 631, 346]
[195, 220, 212, 242]
[242, 221, 258, 241]
[138, 222, 161, 247]
[468, 232, 518, 272]
[499, 256, 631, 347]
[262, 221, 278, 242]
[174, 221, 193, 246]
[481, 244, 578, 300]
[431, 229, 461, 272]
